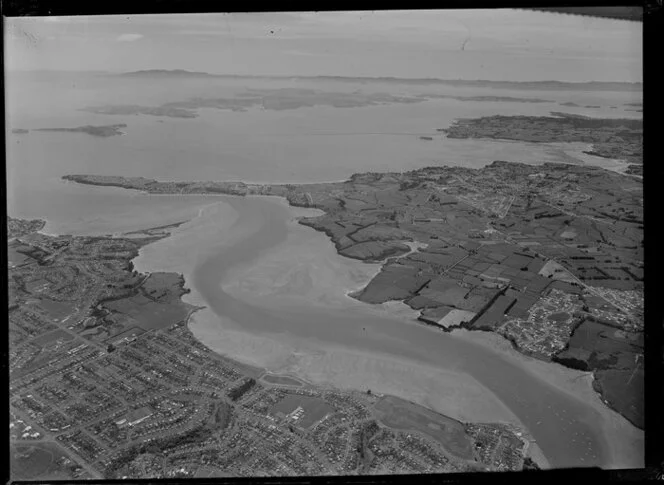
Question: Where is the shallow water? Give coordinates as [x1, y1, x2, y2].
[191, 195, 607, 468]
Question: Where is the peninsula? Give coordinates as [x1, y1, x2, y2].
[440, 112, 643, 176]
[8, 217, 46, 238]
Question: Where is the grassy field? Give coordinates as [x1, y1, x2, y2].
[269, 394, 334, 429]
[105, 294, 191, 331]
[36, 299, 79, 322]
[373, 395, 474, 460]
[10, 442, 79, 480]
[31, 329, 75, 347]
[8, 244, 33, 266]
[102, 272, 193, 331]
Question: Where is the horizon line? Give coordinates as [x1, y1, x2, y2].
[8, 69, 643, 85]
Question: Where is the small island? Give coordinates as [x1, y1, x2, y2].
[416, 94, 553, 104]
[34, 124, 128, 137]
[81, 105, 197, 119]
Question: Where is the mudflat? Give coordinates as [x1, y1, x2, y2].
[132, 193, 643, 469]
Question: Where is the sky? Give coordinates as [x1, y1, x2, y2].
[4, 10, 642, 82]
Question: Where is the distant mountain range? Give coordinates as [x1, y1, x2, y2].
[118, 70, 642, 92]
[120, 69, 221, 78]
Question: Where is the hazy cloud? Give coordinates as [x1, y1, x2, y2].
[5, 11, 641, 82]
[284, 49, 323, 57]
[116, 33, 143, 42]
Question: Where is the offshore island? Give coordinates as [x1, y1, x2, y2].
[25, 124, 128, 138]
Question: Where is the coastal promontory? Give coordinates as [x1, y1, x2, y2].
[441, 112, 643, 175]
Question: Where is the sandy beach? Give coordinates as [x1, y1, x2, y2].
[131, 193, 642, 470]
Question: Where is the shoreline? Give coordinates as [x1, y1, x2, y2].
[450, 328, 643, 469]
[57, 137, 641, 203]
[129, 195, 554, 467]
[60, 166, 642, 469]
[127, 192, 641, 469]
[188, 311, 553, 469]
[15, 190, 643, 469]
[187, 307, 554, 469]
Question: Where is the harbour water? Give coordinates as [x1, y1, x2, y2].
[189, 195, 609, 468]
[8, 72, 644, 469]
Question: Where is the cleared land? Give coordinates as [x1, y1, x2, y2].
[373, 395, 474, 461]
[269, 394, 335, 428]
[10, 442, 86, 480]
[103, 272, 195, 331]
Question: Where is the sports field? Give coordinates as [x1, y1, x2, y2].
[269, 394, 334, 429]
[36, 298, 78, 322]
[31, 329, 75, 347]
[10, 442, 79, 480]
